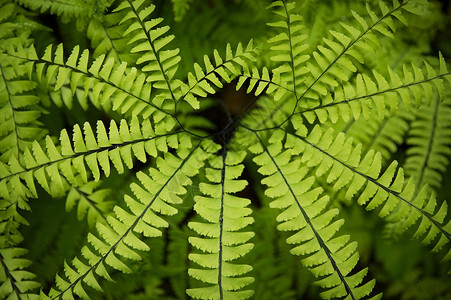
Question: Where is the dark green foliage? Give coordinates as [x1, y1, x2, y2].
[0, 0, 450, 299]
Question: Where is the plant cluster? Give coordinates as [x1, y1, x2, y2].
[0, 0, 450, 299]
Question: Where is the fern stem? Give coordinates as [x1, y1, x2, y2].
[253, 131, 357, 300]
[217, 146, 227, 300]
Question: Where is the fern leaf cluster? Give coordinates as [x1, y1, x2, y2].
[0, 0, 450, 299]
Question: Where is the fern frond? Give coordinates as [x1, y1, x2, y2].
[404, 94, 451, 192]
[178, 41, 258, 110]
[0, 45, 46, 163]
[187, 146, 254, 300]
[0, 116, 186, 255]
[295, 60, 451, 124]
[113, 0, 182, 108]
[2, 43, 175, 120]
[236, 66, 289, 98]
[0, 247, 40, 299]
[0, 117, 186, 199]
[248, 130, 377, 299]
[48, 138, 207, 299]
[87, 17, 131, 65]
[266, 1, 310, 102]
[276, 124, 451, 263]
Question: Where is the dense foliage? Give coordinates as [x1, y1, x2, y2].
[0, 0, 450, 299]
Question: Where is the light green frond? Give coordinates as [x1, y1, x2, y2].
[2, 43, 174, 120]
[187, 145, 254, 300]
[266, 1, 310, 101]
[0, 117, 187, 248]
[249, 130, 377, 299]
[0, 35, 46, 164]
[178, 41, 258, 109]
[113, 0, 182, 108]
[296, 61, 451, 124]
[237, 66, 290, 98]
[0, 247, 40, 300]
[0, 117, 186, 197]
[48, 139, 207, 299]
[279, 125, 451, 265]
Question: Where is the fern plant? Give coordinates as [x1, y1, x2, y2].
[1, 0, 450, 299]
